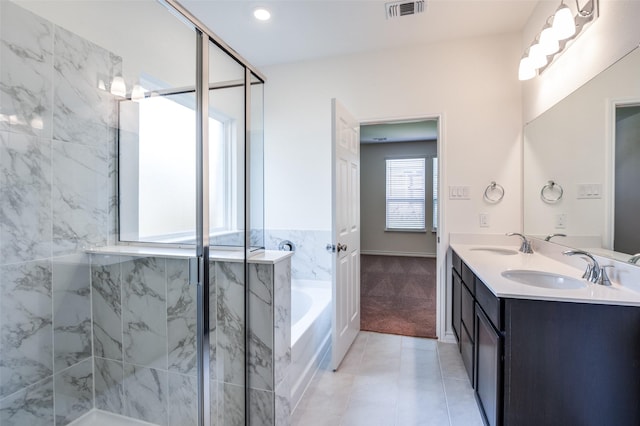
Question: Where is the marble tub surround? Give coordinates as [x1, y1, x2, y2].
[450, 235, 640, 306]
[89, 252, 292, 426]
[266, 229, 331, 281]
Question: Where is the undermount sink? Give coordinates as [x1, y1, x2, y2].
[470, 247, 519, 256]
[501, 270, 586, 290]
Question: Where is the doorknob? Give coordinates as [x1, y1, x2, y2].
[337, 243, 348, 252]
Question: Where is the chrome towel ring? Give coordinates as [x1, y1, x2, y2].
[541, 180, 563, 203]
[484, 181, 505, 203]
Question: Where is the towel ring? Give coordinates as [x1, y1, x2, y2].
[541, 180, 563, 203]
[484, 181, 504, 203]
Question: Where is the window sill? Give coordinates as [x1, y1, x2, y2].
[384, 228, 427, 233]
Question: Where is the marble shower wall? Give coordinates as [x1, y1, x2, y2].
[90, 255, 291, 426]
[266, 230, 331, 281]
[0, 2, 120, 425]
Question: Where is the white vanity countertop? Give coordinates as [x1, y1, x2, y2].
[87, 245, 293, 264]
[451, 243, 640, 307]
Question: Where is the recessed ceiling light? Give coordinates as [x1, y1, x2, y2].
[253, 7, 271, 21]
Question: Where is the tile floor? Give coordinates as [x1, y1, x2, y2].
[291, 331, 484, 426]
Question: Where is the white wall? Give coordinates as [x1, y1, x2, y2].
[521, 0, 640, 123]
[262, 33, 524, 238]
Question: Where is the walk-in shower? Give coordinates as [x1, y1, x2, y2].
[0, 1, 267, 425]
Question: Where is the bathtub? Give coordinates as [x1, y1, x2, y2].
[290, 279, 332, 410]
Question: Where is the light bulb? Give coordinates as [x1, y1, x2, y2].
[553, 3, 576, 40]
[253, 7, 271, 21]
[528, 42, 548, 70]
[539, 24, 560, 55]
[518, 56, 536, 81]
[131, 84, 146, 102]
[110, 76, 126, 97]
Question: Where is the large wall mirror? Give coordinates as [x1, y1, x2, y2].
[523, 46, 640, 263]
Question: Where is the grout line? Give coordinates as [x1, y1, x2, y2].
[436, 343, 455, 426]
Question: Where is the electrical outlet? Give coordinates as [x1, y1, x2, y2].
[479, 213, 490, 228]
[556, 213, 567, 229]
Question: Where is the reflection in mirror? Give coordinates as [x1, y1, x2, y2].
[614, 104, 640, 254]
[523, 47, 640, 264]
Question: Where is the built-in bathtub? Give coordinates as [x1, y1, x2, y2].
[290, 279, 332, 410]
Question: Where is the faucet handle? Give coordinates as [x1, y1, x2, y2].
[598, 265, 614, 286]
[506, 232, 534, 254]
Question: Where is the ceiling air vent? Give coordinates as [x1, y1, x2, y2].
[386, 0, 425, 19]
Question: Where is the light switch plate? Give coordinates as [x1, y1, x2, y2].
[479, 213, 490, 228]
[577, 183, 602, 199]
[449, 186, 471, 200]
[556, 213, 567, 229]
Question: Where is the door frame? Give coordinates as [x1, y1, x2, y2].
[358, 112, 448, 341]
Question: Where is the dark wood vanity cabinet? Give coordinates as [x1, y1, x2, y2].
[451, 251, 462, 342]
[450, 249, 640, 426]
[451, 251, 476, 386]
[475, 300, 502, 426]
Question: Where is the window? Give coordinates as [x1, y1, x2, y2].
[119, 92, 237, 244]
[386, 157, 426, 231]
[432, 157, 438, 231]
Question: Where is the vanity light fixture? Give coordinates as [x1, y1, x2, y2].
[552, 1, 576, 40]
[253, 7, 271, 21]
[110, 76, 127, 97]
[131, 84, 146, 102]
[539, 21, 560, 56]
[518, 0, 599, 81]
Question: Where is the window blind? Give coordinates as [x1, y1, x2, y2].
[386, 157, 426, 230]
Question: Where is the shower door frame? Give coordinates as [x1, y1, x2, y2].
[160, 1, 266, 425]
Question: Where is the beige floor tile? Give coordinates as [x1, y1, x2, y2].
[349, 374, 399, 405]
[294, 332, 483, 426]
[443, 377, 484, 426]
[342, 399, 396, 426]
[437, 342, 468, 380]
[401, 336, 438, 351]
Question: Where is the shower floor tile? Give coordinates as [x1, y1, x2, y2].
[69, 410, 159, 426]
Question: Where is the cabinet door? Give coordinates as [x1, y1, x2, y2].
[452, 271, 462, 342]
[475, 305, 502, 426]
[460, 324, 474, 385]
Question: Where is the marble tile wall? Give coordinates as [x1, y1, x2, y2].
[90, 255, 291, 426]
[266, 230, 331, 281]
[0, 2, 120, 425]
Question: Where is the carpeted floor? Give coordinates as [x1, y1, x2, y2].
[360, 255, 437, 339]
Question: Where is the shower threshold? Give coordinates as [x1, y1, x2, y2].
[68, 410, 160, 426]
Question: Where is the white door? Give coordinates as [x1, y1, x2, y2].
[330, 99, 360, 370]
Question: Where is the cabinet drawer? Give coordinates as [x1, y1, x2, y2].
[476, 277, 502, 330]
[461, 282, 474, 338]
[452, 250, 462, 276]
[461, 325, 475, 387]
[462, 262, 475, 294]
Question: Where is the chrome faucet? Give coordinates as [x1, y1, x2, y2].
[506, 232, 534, 254]
[544, 233, 567, 242]
[628, 253, 640, 264]
[563, 250, 612, 285]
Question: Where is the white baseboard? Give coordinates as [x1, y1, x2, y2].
[360, 250, 436, 258]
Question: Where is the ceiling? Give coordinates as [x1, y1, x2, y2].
[181, 0, 539, 68]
